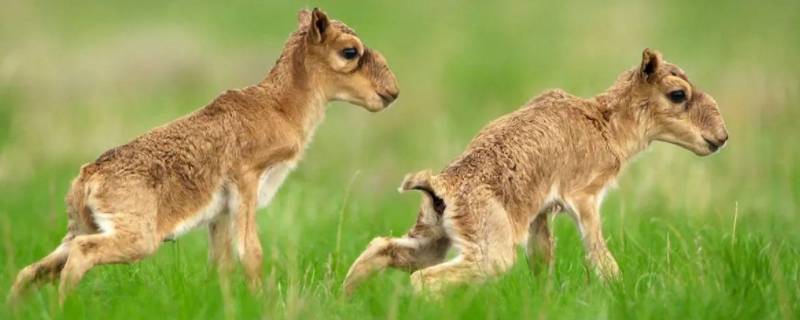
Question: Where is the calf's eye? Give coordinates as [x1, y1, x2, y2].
[341, 47, 359, 60]
[668, 90, 687, 103]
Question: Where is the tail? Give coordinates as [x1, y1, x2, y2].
[398, 170, 445, 214]
[65, 164, 97, 232]
[398, 169, 434, 193]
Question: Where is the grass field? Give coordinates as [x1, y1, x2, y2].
[1, 0, 799, 319]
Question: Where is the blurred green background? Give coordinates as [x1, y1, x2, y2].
[1, 0, 798, 319]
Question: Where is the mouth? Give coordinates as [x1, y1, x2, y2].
[703, 137, 721, 152]
[377, 92, 398, 106]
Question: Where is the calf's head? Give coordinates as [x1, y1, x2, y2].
[298, 8, 399, 112]
[634, 49, 728, 155]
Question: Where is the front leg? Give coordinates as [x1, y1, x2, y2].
[232, 178, 263, 292]
[208, 213, 234, 274]
[526, 212, 554, 275]
[233, 154, 296, 292]
[566, 195, 620, 279]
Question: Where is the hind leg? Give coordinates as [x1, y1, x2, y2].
[410, 236, 516, 294]
[9, 231, 76, 301]
[343, 190, 450, 295]
[58, 212, 159, 304]
[343, 220, 449, 295]
[410, 193, 516, 293]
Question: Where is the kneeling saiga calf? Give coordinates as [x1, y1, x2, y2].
[344, 49, 728, 294]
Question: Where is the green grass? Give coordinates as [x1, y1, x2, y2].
[1, 0, 799, 319]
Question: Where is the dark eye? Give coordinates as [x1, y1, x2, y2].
[668, 90, 687, 103]
[341, 47, 359, 60]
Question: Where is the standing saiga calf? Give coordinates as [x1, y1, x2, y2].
[9, 8, 399, 303]
[344, 49, 727, 294]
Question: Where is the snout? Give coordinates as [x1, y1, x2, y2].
[378, 90, 399, 105]
[362, 89, 397, 112]
[366, 49, 400, 110]
[374, 69, 399, 109]
[691, 91, 728, 155]
[703, 133, 728, 153]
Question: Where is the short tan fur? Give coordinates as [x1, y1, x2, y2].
[10, 8, 399, 304]
[344, 49, 728, 294]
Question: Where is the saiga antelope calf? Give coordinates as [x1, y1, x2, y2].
[9, 8, 399, 303]
[344, 49, 728, 294]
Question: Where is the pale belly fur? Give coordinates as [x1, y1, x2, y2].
[161, 161, 296, 240]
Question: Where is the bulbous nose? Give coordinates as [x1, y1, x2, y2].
[387, 90, 399, 101]
[704, 133, 729, 152]
[382, 70, 399, 103]
[718, 134, 729, 145]
[367, 49, 399, 106]
[379, 90, 399, 104]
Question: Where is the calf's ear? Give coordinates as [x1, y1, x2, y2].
[640, 48, 662, 82]
[297, 9, 311, 29]
[308, 8, 330, 44]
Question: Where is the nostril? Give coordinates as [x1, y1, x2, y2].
[703, 137, 720, 152]
[378, 92, 396, 104]
[719, 134, 729, 144]
[390, 91, 399, 100]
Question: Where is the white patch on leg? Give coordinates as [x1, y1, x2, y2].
[256, 161, 295, 208]
[542, 184, 563, 214]
[542, 184, 561, 206]
[166, 188, 227, 240]
[54, 242, 69, 254]
[596, 179, 617, 209]
[227, 161, 295, 259]
[395, 237, 421, 249]
[530, 184, 563, 222]
[92, 212, 116, 235]
[596, 187, 609, 209]
[225, 187, 248, 259]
